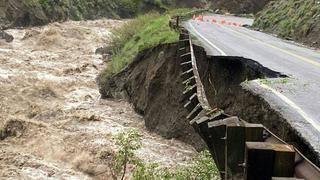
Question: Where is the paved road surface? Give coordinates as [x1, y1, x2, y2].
[185, 14, 320, 154]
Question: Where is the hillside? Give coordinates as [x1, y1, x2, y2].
[208, 0, 271, 14]
[253, 0, 320, 48]
[0, 0, 274, 29]
[0, 0, 166, 28]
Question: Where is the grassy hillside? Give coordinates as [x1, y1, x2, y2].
[100, 12, 179, 77]
[1, 0, 274, 28]
[253, 0, 320, 47]
[207, 0, 271, 14]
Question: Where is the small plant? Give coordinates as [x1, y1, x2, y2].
[184, 79, 193, 91]
[113, 129, 142, 180]
[189, 150, 220, 180]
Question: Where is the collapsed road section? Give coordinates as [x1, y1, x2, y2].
[101, 17, 320, 179]
[174, 17, 320, 179]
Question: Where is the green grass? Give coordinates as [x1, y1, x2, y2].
[103, 12, 179, 76]
[100, 8, 210, 78]
[253, 0, 320, 40]
[259, 78, 290, 85]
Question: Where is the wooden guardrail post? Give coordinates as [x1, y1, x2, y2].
[226, 123, 264, 178]
[176, 16, 180, 28]
[245, 142, 296, 180]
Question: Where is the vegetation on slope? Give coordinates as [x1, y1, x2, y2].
[112, 129, 220, 180]
[102, 12, 179, 76]
[253, 0, 320, 47]
[207, 0, 271, 14]
[2, 0, 166, 27]
[1, 0, 273, 28]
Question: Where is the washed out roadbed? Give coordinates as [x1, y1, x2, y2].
[0, 19, 196, 179]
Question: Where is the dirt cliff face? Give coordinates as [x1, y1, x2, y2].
[98, 43, 206, 150]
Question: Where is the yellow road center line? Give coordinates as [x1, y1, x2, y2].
[189, 20, 320, 131]
[220, 25, 320, 68]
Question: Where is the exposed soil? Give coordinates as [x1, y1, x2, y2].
[196, 53, 320, 166]
[0, 19, 196, 179]
[98, 43, 206, 150]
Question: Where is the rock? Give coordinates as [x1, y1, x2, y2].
[102, 54, 111, 62]
[96, 46, 112, 62]
[95, 46, 112, 55]
[0, 30, 14, 42]
[5, 0, 49, 27]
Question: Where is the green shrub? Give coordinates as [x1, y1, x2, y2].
[132, 150, 220, 180]
[113, 129, 143, 180]
[112, 129, 221, 180]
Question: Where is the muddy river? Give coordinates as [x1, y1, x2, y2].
[0, 19, 196, 179]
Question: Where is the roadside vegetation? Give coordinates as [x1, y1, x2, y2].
[101, 12, 179, 76]
[100, 8, 210, 78]
[259, 78, 290, 85]
[111, 129, 220, 180]
[253, 0, 320, 47]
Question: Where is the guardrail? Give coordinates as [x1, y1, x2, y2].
[170, 15, 320, 180]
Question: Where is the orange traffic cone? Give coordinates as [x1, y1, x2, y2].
[197, 15, 201, 21]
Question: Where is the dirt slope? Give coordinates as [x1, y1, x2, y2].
[98, 43, 206, 150]
[0, 20, 196, 179]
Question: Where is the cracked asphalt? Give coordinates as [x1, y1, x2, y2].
[185, 14, 320, 156]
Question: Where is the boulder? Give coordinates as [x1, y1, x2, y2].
[0, 30, 14, 42]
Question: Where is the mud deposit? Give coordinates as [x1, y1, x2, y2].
[0, 20, 196, 179]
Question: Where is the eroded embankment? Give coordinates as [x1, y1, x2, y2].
[98, 43, 206, 150]
[195, 49, 320, 166]
[100, 42, 320, 167]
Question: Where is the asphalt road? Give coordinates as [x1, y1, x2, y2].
[185, 14, 320, 154]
